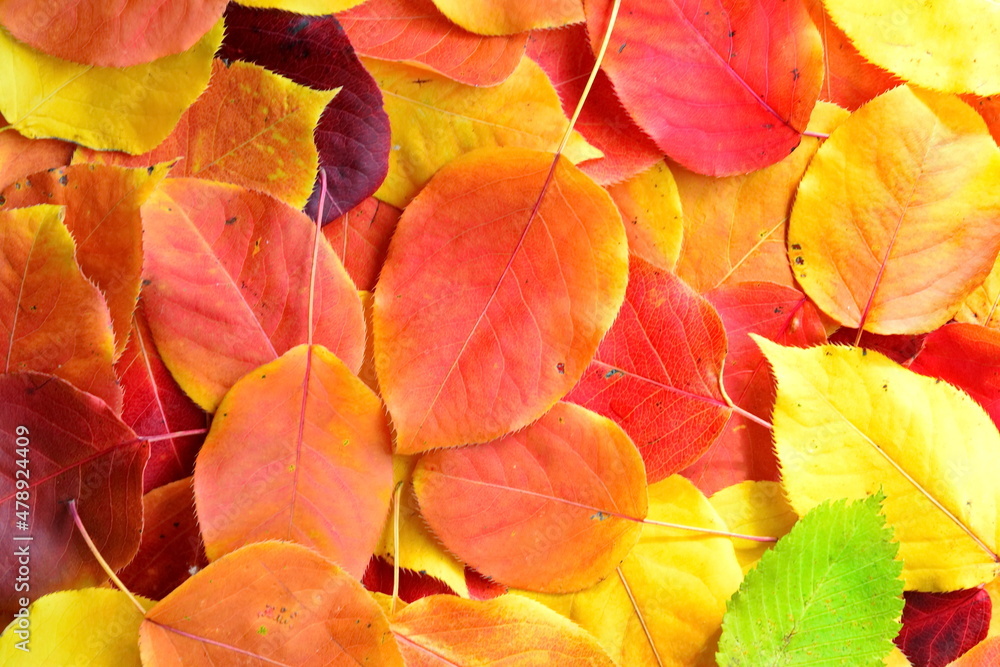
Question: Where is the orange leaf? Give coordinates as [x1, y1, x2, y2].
[789, 85, 1000, 334]
[585, 0, 823, 176]
[140, 179, 365, 412]
[339, 0, 527, 86]
[673, 102, 850, 293]
[430, 0, 584, 35]
[0, 115, 72, 192]
[0, 373, 144, 622]
[566, 257, 730, 482]
[0, 0, 227, 67]
[194, 345, 393, 577]
[1, 163, 168, 358]
[75, 59, 334, 209]
[139, 541, 404, 666]
[414, 402, 647, 593]
[390, 594, 616, 665]
[374, 147, 627, 453]
[0, 205, 120, 411]
[950, 636, 1000, 666]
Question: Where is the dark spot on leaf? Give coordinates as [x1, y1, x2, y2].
[58, 174, 68, 186]
[147, 165, 155, 175]
[791, 243, 802, 250]
[729, 30, 736, 36]
[556, 362, 565, 374]
[792, 68, 800, 80]
[173, 522, 180, 527]
[141, 279, 152, 286]
[225, 216, 238, 225]
[288, 18, 310, 34]
[862, 349, 868, 356]
[794, 257, 804, 265]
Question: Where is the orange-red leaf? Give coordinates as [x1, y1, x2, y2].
[0, 205, 120, 411]
[1, 163, 168, 357]
[140, 179, 365, 412]
[0, 373, 144, 622]
[139, 541, 404, 666]
[585, 0, 823, 176]
[0, 0, 227, 67]
[194, 345, 393, 577]
[681, 282, 827, 495]
[118, 478, 208, 601]
[431, 0, 583, 35]
[0, 115, 73, 191]
[339, 0, 527, 87]
[526, 24, 661, 185]
[390, 595, 616, 665]
[414, 402, 647, 593]
[322, 196, 401, 292]
[374, 147, 627, 453]
[566, 257, 730, 483]
[75, 59, 334, 210]
[115, 305, 208, 492]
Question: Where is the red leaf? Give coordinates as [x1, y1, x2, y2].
[115, 305, 207, 492]
[585, 0, 823, 176]
[339, 0, 527, 87]
[909, 323, 1000, 430]
[414, 402, 647, 593]
[896, 589, 991, 667]
[682, 282, 827, 495]
[362, 556, 458, 602]
[566, 257, 730, 482]
[828, 328, 928, 366]
[0, 373, 144, 623]
[526, 24, 661, 185]
[221, 5, 391, 222]
[322, 196, 401, 292]
[0, 0, 227, 67]
[118, 477, 208, 601]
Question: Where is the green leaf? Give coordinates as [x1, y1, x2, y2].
[717, 494, 904, 666]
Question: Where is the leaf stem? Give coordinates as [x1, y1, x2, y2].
[391, 481, 403, 616]
[802, 130, 830, 139]
[67, 499, 146, 615]
[138, 428, 208, 442]
[719, 369, 774, 430]
[307, 170, 328, 348]
[617, 566, 664, 667]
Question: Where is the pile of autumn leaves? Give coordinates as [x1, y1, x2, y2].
[2, 0, 1000, 665]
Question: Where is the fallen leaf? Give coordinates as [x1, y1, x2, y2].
[585, 0, 823, 175]
[820, 0, 1000, 95]
[0, 373, 144, 623]
[322, 196, 400, 291]
[1, 163, 169, 357]
[374, 147, 626, 453]
[708, 480, 797, 574]
[118, 478, 208, 601]
[339, 0, 527, 87]
[140, 178, 365, 412]
[76, 59, 334, 209]
[789, 86, 1000, 334]
[605, 160, 683, 270]
[139, 541, 405, 665]
[566, 257, 730, 482]
[0, 0, 227, 67]
[718, 495, 904, 666]
[363, 557, 457, 602]
[0, 114, 73, 191]
[390, 594, 616, 665]
[0, 205, 120, 411]
[194, 345, 393, 577]
[955, 253, 1000, 329]
[221, 5, 391, 219]
[414, 402, 647, 593]
[0, 21, 221, 154]
[896, 589, 991, 667]
[756, 337, 1000, 590]
[366, 57, 601, 207]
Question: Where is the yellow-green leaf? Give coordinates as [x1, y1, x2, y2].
[0, 589, 154, 665]
[366, 56, 601, 207]
[755, 336, 1000, 591]
[0, 21, 222, 155]
[519, 476, 743, 666]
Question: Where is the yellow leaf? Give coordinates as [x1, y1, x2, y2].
[430, 0, 585, 35]
[956, 254, 1000, 329]
[0, 589, 154, 665]
[235, 0, 365, 12]
[821, 0, 1000, 95]
[0, 22, 222, 155]
[519, 476, 742, 666]
[709, 481, 797, 575]
[605, 160, 683, 272]
[789, 86, 1000, 334]
[378, 456, 470, 598]
[366, 56, 601, 207]
[755, 336, 1000, 591]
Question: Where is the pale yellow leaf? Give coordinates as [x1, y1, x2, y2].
[606, 160, 683, 272]
[709, 481, 797, 574]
